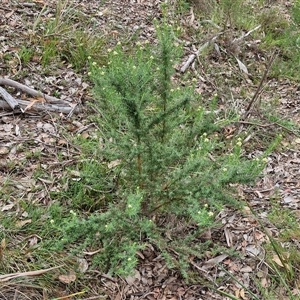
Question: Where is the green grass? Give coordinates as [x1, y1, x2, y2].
[18, 46, 34, 65]
[30, 0, 107, 69]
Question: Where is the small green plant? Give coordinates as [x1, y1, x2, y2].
[173, 0, 191, 15]
[186, 0, 216, 15]
[41, 39, 59, 66]
[54, 21, 274, 276]
[258, 7, 289, 39]
[265, 1, 300, 80]
[208, 0, 256, 31]
[59, 30, 105, 70]
[18, 46, 33, 64]
[243, 204, 300, 299]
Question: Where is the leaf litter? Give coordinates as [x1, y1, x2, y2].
[0, 0, 300, 299]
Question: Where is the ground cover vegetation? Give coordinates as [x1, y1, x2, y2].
[1, 0, 300, 299]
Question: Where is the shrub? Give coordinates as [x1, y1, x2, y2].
[55, 21, 271, 276]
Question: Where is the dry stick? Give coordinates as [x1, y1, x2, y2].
[181, 25, 261, 74]
[0, 266, 62, 282]
[0, 86, 20, 110]
[233, 24, 261, 44]
[238, 120, 300, 137]
[180, 33, 223, 73]
[0, 77, 70, 105]
[243, 52, 276, 121]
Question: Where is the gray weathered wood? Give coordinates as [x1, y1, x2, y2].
[0, 86, 20, 110]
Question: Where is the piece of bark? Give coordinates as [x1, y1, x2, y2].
[0, 86, 20, 110]
[0, 77, 70, 105]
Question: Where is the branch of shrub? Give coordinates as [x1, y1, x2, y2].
[242, 51, 276, 120]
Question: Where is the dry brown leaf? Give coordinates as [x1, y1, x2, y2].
[58, 139, 68, 146]
[261, 277, 268, 288]
[82, 248, 103, 255]
[58, 273, 76, 284]
[0, 147, 10, 155]
[177, 287, 185, 296]
[240, 266, 252, 273]
[2, 124, 13, 131]
[1, 203, 14, 211]
[240, 289, 246, 299]
[235, 56, 249, 75]
[202, 254, 228, 270]
[69, 170, 81, 179]
[1, 238, 6, 249]
[272, 254, 290, 270]
[77, 258, 89, 273]
[245, 245, 261, 257]
[5, 11, 14, 19]
[254, 190, 263, 198]
[283, 195, 295, 203]
[254, 230, 265, 241]
[81, 131, 89, 139]
[28, 235, 39, 247]
[114, 292, 122, 300]
[189, 7, 195, 25]
[28, 97, 46, 103]
[108, 159, 122, 169]
[293, 138, 300, 144]
[125, 269, 141, 285]
[224, 226, 233, 247]
[242, 206, 252, 215]
[0, 238, 5, 261]
[24, 100, 40, 112]
[15, 219, 32, 228]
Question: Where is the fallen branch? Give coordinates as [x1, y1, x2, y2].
[0, 99, 80, 114]
[0, 77, 70, 105]
[0, 77, 81, 114]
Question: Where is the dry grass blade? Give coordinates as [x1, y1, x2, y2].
[0, 266, 63, 282]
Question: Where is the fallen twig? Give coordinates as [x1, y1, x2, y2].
[180, 33, 223, 73]
[237, 120, 300, 136]
[242, 52, 276, 120]
[0, 266, 62, 282]
[233, 25, 261, 44]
